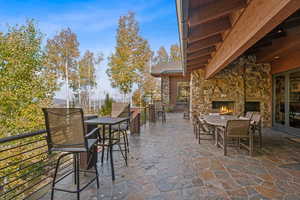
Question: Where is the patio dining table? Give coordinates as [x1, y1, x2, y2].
[85, 117, 129, 181]
[201, 115, 239, 127]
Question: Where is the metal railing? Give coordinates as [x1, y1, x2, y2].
[0, 130, 73, 200]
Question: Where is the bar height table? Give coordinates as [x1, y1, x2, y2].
[85, 117, 129, 181]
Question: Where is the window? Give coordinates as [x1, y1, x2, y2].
[177, 82, 189, 103]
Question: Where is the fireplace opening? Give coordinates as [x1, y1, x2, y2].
[245, 101, 260, 112]
[212, 101, 235, 115]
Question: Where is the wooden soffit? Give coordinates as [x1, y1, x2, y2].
[204, 0, 300, 78]
[190, 0, 247, 26]
[184, 0, 248, 75]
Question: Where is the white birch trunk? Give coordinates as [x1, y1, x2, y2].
[65, 59, 69, 108]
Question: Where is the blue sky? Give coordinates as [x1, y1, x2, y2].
[0, 0, 179, 100]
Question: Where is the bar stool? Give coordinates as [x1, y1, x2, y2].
[43, 108, 100, 200]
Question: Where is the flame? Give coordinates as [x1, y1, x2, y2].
[220, 106, 233, 114]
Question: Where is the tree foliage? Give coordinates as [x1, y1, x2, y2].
[99, 93, 114, 116]
[169, 44, 181, 62]
[153, 46, 169, 65]
[107, 12, 151, 97]
[0, 20, 54, 136]
[74, 50, 103, 107]
[0, 20, 55, 199]
[45, 28, 80, 107]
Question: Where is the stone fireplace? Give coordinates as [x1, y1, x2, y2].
[190, 56, 272, 127]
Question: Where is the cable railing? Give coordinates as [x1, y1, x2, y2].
[0, 130, 73, 200]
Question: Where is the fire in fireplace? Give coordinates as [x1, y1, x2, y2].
[212, 101, 235, 115]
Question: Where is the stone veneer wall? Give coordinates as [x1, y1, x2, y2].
[161, 76, 170, 105]
[190, 56, 272, 127]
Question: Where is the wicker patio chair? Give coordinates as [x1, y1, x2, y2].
[154, 101, 166, 123]
[197, 116, 214, 144]
[216, 120, 253, 156]
[251, 112, 262, 148]
[42, 108, 99, 200]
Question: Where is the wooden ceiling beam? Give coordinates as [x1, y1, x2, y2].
[190, 0, 247, 26]
[187, 46, 215, 60]
[187, 55, 211, 63]
[188, 17, 231, 43]
[188, 54, 211, 61]
[187, 35, 222, 53]
[205, 0, 300, 79]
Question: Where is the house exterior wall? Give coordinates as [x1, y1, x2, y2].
[169, 76, 190, 106]
[161, 75, 190, 111]
[190, 56, 272, 127]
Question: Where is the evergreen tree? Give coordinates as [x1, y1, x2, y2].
[107, 12, 151, 100]
[99, 93, 114, 116]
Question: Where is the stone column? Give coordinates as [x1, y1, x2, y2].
[161, 76, 170, 105]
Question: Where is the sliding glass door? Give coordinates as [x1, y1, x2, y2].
[289, 71, 300, 129]
[273, 69, 300, 134]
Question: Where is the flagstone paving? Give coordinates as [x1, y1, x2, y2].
[46, 113, 300, 200]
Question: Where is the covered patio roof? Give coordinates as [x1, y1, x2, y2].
[176, 0, 300, 78]
[151, 62, 183, 77]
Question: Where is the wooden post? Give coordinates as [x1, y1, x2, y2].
[80, 115, 98, 169]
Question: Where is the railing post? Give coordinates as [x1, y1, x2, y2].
[130, 112, 141, 134]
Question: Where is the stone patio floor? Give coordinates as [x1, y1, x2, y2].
[45, 113, 300, 200]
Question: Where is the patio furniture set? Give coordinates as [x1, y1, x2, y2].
[42, 103, 131, 200]
[192, 112, 262, 156]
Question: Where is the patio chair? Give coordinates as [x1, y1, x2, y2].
[192, 114, 199, 139]
[42, 108, 99, 200]
[209, 113, 220, 116]
[216, 120, 253, 156]
[95, 102, 130, 167]
[197, 116, 214, 144]
[251, 112, 262, 148]
[111, 102, 130, 154]
[183, 99, 190, 120]
[154, 101, 166, 123]
[245, 111, 254, 119]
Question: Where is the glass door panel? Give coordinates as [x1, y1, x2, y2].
[289, 71, 300, 129]
[275, 75, 285, 125]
